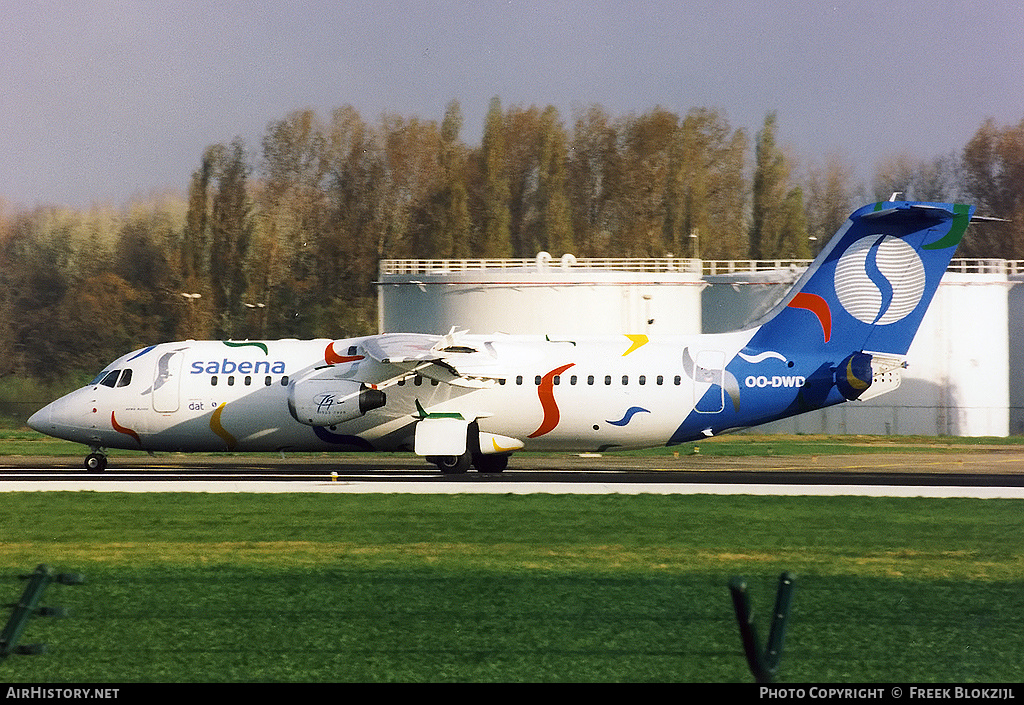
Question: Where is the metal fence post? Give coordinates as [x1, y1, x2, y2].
[729, 571, 796, 683]
[1, 564, 83, 660]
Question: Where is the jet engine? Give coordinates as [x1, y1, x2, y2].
[288, 378, 386, 427]
[835, 351, 873, 401]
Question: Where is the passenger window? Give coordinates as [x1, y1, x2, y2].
[227, 376, 235, 386]
[604, 375, 612, 385]
[116, 369, 133, 388]
[100, 370, 120, 388]
[674, 375, 682, 385]
[281, 376, 289, 386]
[639, 375, 646, 385]
[535, 376, 542, 385]
[244, 375, 252, 386]
[265, 376, 272, 386]
[587, 375, 595, 385]
[516, 375, 523, 385]
[570, 375, 577, 385]
[657, 375, 664, 385]
[622, 375, 629, 385]
[211, 376, 219, 386]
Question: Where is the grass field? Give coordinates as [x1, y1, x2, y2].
[1, 492, 1022, 683]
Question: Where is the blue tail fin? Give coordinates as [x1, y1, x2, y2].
[748, 201, 974, 358]
[668, 201, 974, 445]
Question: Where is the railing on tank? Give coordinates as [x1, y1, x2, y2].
[946, 259, 1024, 275]
[380, 254, 703, 275]
[701, 260, 811, 275]
[382, 257, 1024, 278]
[382, 256, 1024, 278]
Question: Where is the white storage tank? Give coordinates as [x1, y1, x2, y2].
[1007, 268, 1024, 435]
[701, 262, 807, 333]
[378, 254, 704, 336]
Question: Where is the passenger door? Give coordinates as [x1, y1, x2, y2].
[152, 351, 183, 413]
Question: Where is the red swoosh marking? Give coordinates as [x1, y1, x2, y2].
[528, 363, 575, 438]
[325, 341, 364, 364]
[111, 411, 142, 448]
[788, 292, 832, 342]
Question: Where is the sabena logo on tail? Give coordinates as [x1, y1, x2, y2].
[834, 234, 926, 326]
[757, 201, 973, 357]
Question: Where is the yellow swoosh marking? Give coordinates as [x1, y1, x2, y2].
[847, 358, 870, 390]
[622, 334, 649, 356]
[210, 402, 237, 450]
[492, 438, 519, 453]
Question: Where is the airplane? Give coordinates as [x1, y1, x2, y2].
[29, 200, 976, 473]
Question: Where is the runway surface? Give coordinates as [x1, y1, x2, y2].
[2, 451, 1024, 497]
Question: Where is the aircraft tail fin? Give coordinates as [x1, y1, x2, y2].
[747, 201, 974, 359]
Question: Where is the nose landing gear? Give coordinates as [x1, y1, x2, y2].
[84, 450, 108, 472]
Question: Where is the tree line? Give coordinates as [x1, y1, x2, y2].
[2, 99, 1023, 383]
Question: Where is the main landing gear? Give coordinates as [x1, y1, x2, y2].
[429, 452, 510, 474]
[425, 421, 512, 474]
[85, 449, 108, 472]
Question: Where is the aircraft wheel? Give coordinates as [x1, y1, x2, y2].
[84, 453, 108, 472]
[473, 453, 509, 473]
[433, 453, 471, 474]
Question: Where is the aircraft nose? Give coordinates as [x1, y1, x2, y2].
[27, 390, 100, 446]
[27, 395, 83, 439]
[27, 404, 51, 433]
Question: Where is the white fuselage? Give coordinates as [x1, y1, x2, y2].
[25, 200, 975, 470]
[29, 331, 758, 455]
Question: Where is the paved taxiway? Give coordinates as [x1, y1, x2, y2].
[2, 451, 1024, 497]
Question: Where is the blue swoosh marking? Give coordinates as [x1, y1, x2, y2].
[313, 426, 375, 450]
[606, 406, 651, 427]
[866, 235, 893, 324]
[127, 345, 157, 361]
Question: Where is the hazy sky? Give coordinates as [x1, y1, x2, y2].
[3, 0, 1021, 208]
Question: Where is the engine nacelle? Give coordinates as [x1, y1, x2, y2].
[288, 378, 386, 427]
[835, 351, 873, 401]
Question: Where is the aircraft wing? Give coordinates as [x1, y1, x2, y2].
[360, 332, 506, 388]
[361, 333, 444, 364]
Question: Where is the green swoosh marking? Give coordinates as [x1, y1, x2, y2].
[922, 204, 971, 250]
[414, 399, 464, 420]
[223, 341, 269, 355]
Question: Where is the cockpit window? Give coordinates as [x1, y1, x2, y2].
[90, 370, 110, 386]
[99, 370, 121, 388]
[116, 369, 133, 387]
